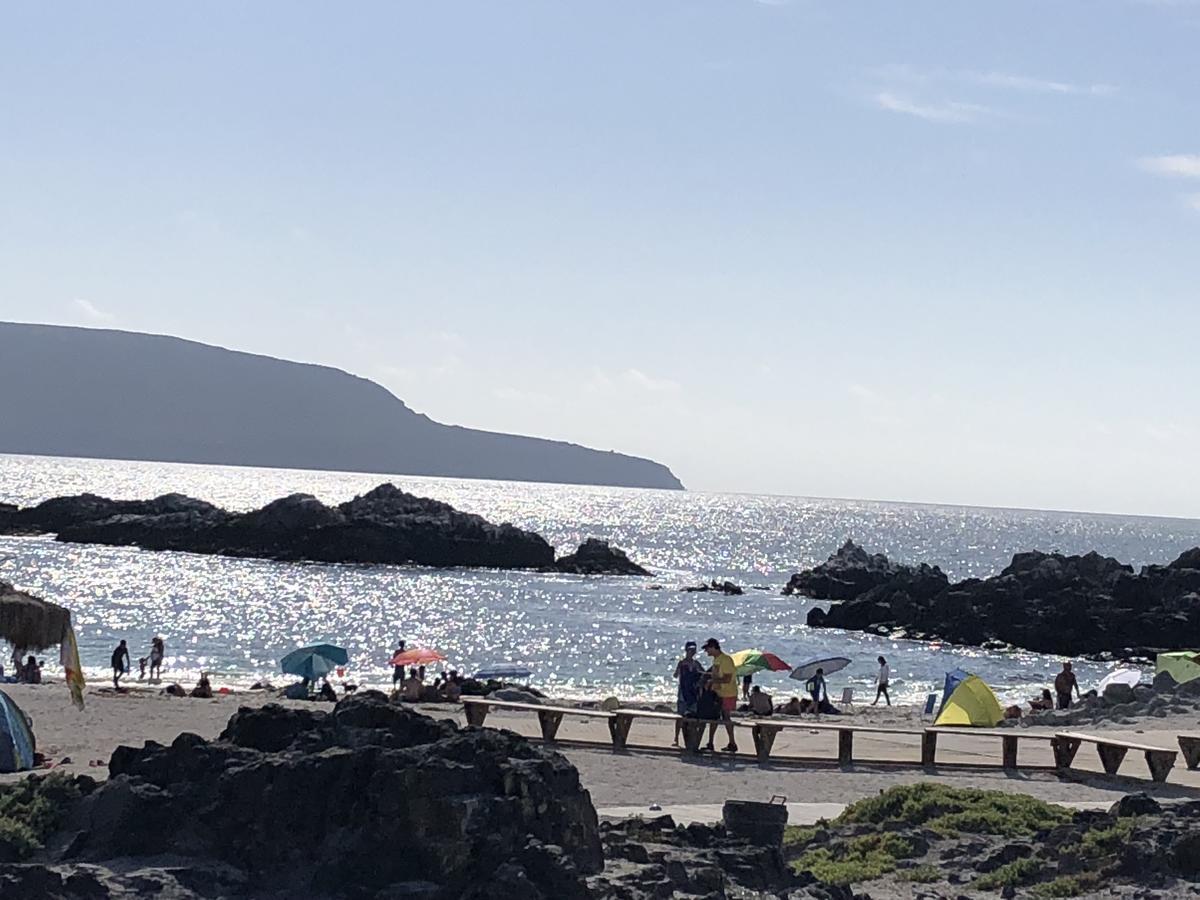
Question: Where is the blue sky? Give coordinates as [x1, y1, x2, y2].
[2, 1, 1198, 517]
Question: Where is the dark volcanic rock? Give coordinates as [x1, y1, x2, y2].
[804, 544, 1200, 657]
[681, 579, 745, 595]
[553, 538, 651, 576]
[2, 483, 555, 570]
[785, 540, 949, 601]
[53, 692, 601, 899]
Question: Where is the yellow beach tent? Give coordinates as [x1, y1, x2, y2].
[934, 671, 1004, 727]
[1156, 651, 1200, 685]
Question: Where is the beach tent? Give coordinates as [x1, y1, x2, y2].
[1097, 668, 1142, 694]
[0, 689, 35, 772]
[1156, 651, 1200, 685]
[934, 670, 1004, 727]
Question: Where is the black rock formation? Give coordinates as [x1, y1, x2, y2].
[784, 540, 949, 600]
[681, 580, 745, 596]
[43, 693, 603, 899]
[801, 544, 1200, 657]
[553, 539, 651, 576]
[0, 484, 555, 569]
[0, 321, 684, 490]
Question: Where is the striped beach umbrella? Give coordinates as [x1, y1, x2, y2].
[730, 649, 791, 677]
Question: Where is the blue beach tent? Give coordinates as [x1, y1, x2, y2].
[0, 689, 36, 773]
[937, 669, 969, 717]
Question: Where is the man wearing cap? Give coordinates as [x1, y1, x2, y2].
[673, 641, 704, 746]
[702, 637, 738, 753]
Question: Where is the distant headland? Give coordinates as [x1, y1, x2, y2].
[0, 322, 683, 490]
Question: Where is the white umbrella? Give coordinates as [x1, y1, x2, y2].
[791, 656, 851, 681]
[1097, 668, 1141, 693]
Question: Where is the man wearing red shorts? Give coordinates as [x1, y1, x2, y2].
[703, 638, 738, 753]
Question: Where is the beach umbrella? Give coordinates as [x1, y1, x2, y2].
[790, 656, 851, 682]
[280, 644, 349, 681]
[0, 585, 72, 652]
[474, 663, 532, 681]
[730, 649, 791, 677]
[1097, 668, 1142, 693]
[390, 647, 446, 668]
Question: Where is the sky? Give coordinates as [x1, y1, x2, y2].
[1, 1, 1198, 518]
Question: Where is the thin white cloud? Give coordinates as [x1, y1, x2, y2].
[586, 368, 681, 395]
[1138, 154, 1200, 178]
[875, 92, 989, 124]
[872, 65, 1116, 100]
[72, 298, 114, 323]
[848, 383, 881, 403]
[971, 71, 1116, 96]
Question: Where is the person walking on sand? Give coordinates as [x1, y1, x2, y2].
[1054, 661, 1080, 710]
[672, 641, 704, 746]
[111, 639, 131, 689]
[702, 638, 738, 753]
[149, 636, 165, 681]
[873, 656, 891, 706]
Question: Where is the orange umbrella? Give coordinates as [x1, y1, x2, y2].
[390, 647, 446, 667]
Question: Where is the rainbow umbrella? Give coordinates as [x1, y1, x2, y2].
[730, 649, 791, 677]
[390, 647, 447, 667]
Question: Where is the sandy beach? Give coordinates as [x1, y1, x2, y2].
[6, 682, 1199, 812]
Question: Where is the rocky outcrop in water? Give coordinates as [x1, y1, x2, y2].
[802, 544, 1200, 657]
[681, 580, 745, 596]
[784, 540, 949, 600]
[553, 538, 651, 576]
[0, 484, 556, 569]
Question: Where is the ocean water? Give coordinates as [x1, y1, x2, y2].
[2, 453, 1199, 705]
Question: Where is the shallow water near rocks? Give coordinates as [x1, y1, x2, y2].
[2, 453, 1199, 704]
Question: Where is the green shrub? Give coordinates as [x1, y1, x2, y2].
[0, 773, 82, 860]
[1032, 873, 1103, 898]
[896, 863, 941, 883]
[791, 831, 921, 885]
[836, 783, 1070, 838]
[974, 857, 1043, 891]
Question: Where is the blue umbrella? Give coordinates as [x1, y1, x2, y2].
[280, 644, 349, 681]
[475, 663, 532, 681]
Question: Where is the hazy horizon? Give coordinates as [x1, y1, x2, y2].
[2, 2, 1197, 517]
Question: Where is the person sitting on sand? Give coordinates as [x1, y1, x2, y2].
[1054, 662, 1080, 710]
[191, 672, 213, 699]
[672, 641, 704, 747]
[1029, 688, 1054, 712]
[283, 677, 311, 700]
[402, 668, 422, 702]
[111, 639, 131, 689]
[748, 685, 773, 716]
[149, 636, 165, 681]
[780, 696, 803, 716]
[318, 678, 338, 702]
[443, 676, 462, 703]
[20, 655, 41, 684]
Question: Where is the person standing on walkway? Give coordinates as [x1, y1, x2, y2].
[873, 656, 891, 706]
[672, 641, 704, 746]
[111, 639, 130, 689]
[1054, 661, 1080, 710]
[702, 638, 738, 753]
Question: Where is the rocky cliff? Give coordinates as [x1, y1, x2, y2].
[0, 322, 683, 490]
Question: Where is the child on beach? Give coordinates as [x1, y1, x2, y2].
[805, 668, 827, 715]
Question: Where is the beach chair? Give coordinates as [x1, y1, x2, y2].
[921, 693, 938, 719]
[840, 687, 854, 711]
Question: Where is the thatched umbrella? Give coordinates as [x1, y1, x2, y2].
[0, 581, 71, 652]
